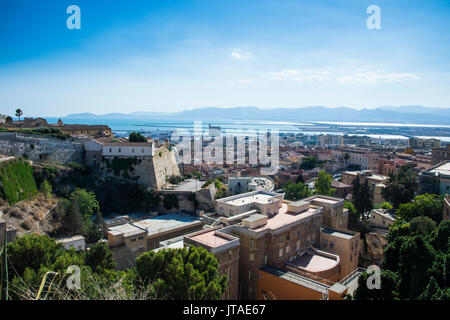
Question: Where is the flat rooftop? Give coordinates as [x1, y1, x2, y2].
[371, 209, 396, 222]
[153, 236, 185, 252]
[225, 193, 276, 206]
[108, 223, 146, 237]
[247, 203, 320, 232]
[321, 227, 356, 239]
[305, 195, 342, 205]
[289, 251, 339, 273]
[133, 213, 202, 237]
[187, 229, 234, 248]
[56, 235, 85, 243]
[430, 162, 450, 176]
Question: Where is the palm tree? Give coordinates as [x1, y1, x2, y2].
[5, 116, 12, 124]
[15, 108, 23, 122]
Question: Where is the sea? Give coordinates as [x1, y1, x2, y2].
[46, 117, 450, 142]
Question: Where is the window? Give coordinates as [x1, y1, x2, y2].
[132, 148, 135, 153]
[297, 231, 301, 239]
[131, 238, 136, 242]
[138, 236, 144, 241]
[279, 248, 283, 258]
[329, 242, 334, 249]
[286, 245, 290, 256]
[249, 253, 254, 263]
[264, 254, 268, 265]
[109, 148, 112, 152]
[229, 251, 232, 261]
[250, 239, 254, 248]
[280, 236, 283, 243]
[296, 240, 300, 250]
[118, 148, 121, 153]
[286, 233, 290, 241]
[142, 148, 145, 153]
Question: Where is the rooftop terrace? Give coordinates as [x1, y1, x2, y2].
[289, 250, 339, 273]
[239, 203, 321, 234]
[133, 213, 202, 237]
[184, 227, 239, 253]
[320, 227, 356, 240]
[108, 223, 146, 238]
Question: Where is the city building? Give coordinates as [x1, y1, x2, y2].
[419, 161, 450, 195]
[432, 145, 450, 166]
[57, 235, 86, 251]
[341, 170, 389, 204]
[84, 137, 180, 189]
[215, 190, 283, 218]
[443, 195, 450, 221]
[228, 176, 274, 195]
[132, 213, 203, 250]
[107, 213, 203, 269]
[218, 200, 323, 299]
[331, 180, 351, 199]
[368, 209, 396, 231]
[257, 266, 360, 300]
[302, 195, 348, 230]
[319, 227, 360, 280]
[409, 137, 440, 149]
[184, 227, 240, 300]
[107, 223, 148, 269]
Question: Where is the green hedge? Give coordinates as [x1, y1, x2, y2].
[0, 159, 38, 204]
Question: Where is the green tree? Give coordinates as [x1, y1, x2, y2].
[15, 108, 23, 122]
[395, 194, 444, 223]
[314, 170, 335, 196]
[409, 216, 437, 237]
[7, 234, 62, 278]
[382, 165, 418, 209]
[353, 270, 399, 300]
[135, 246, 227, 300]
[163, 194, 179, 210]
[70, 188, 100, 217]
[282, 181, 310, 201]
[387, 222, 411, 242]
[65, 198, 83, 235]
[5, 116, 12, 124]
[129, 132, 147, 142]
[85, 242, 115, 274]
[344, 201, 359, 229]
[428, 220, 450, 253]
[40, 179, 52, 200]
[352, 176, 372, 216]
[396, 236, 435, 299]
[420, 277, 444, 300]
[300, 156, 318, 170]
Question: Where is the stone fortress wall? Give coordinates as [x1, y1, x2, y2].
[0, 132, 84, 164]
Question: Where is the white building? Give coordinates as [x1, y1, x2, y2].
[102, 142, 155, 157]
[228, 176, 274, 195]
[215, 190, 283, 218]
[57, 235, 86, 251]
[368, 209, 396, 230]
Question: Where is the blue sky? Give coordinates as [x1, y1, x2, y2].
[0, 0, 449, 116]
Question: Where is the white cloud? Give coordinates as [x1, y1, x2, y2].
[238, 79, 253, 84]
[269, 69, 330, 82]
[338, 72, 419, 85]
[231, 49, 253, 60]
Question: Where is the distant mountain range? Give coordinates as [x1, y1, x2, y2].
[65, 106, 450, 124]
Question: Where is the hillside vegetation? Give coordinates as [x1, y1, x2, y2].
[0, 159, 37, 204]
